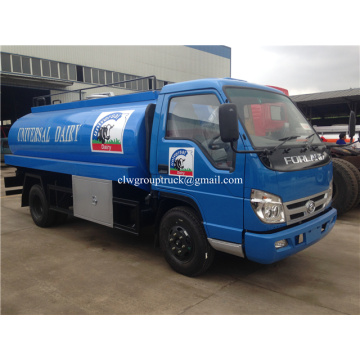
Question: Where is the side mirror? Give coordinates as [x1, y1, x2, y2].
[349, 111, 356, 138]
[219, 103, 239, 143]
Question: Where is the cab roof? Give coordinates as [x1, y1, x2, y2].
[160, 78, 285, 95]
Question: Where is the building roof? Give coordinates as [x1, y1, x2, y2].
[291, 88, 360, 105]
[291, 88, 360, 125]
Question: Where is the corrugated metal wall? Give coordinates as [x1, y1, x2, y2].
[1, 45, 230, 82]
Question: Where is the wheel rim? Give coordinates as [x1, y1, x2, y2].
[168, 225, 193, 261]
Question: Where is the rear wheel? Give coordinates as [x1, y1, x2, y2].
[340, 160, 360, 208]
[29, 184, 56, 227]
[159, 206, 215, 276]
[332, 158, 358, 216]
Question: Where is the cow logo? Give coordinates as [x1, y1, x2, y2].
[169, 147, 194, 176]
[91, 110, 134, 153]
[305, 200, 316, 214]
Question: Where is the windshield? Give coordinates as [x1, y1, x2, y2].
[224, 87, 321, 148]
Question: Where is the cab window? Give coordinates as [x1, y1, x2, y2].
[166, 94, 232, 169]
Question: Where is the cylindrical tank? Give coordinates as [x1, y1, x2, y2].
[8, 93, 159, 180]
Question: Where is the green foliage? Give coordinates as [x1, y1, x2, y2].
[92, 138, 122, 145]
[170, 167, 193, 172]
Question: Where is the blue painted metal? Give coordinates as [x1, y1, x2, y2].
[152, 89, 246, 244]
[6, 92, 160, 191]
[5, 154, 138, 183]
[243, 155, 333, 232]
[244, 208, 337, 264]
[186, 45, 231, 60]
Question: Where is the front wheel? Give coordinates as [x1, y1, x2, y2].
[159, 206, 214, 276]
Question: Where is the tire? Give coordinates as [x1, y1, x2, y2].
[339, 160, 360, 208]
[332, 158, 358, 216]
[29, 184, 56, 227]
[159, 206, 215, 277]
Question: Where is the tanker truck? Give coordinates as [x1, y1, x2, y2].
[4, 77, 337, 276]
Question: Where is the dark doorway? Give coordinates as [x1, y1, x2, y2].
[1, 85, 50, 125]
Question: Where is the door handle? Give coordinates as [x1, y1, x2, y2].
[158, 164, 168, 174]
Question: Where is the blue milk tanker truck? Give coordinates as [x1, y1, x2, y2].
[4, 77, 337, 276]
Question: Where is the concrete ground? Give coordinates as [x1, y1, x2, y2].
[1, 165, 359, 315]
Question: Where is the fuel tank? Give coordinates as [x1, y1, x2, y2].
[7, 91, 159, 185]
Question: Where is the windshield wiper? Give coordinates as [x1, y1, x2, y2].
[232, 135, 300, 155]
[229, 134, 315, 156]
[271, 136, 300, 152]
[300, 133, 316, 152]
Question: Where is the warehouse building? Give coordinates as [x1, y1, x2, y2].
[0, 45, 231, 126]
[291, 88, 360, 126]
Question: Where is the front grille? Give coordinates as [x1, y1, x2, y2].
[284, 190, 329, 225]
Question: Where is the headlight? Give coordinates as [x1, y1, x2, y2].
[250, 189, 285, 224]
[324, 178, 333, 207]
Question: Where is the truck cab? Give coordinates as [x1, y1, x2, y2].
[150, 78, 335, 272]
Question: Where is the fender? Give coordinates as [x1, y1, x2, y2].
[158, 191, 204, 222]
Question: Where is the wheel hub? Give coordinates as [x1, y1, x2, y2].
[168, 226, 192, 260]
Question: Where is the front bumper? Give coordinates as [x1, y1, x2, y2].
[244, 207, 337, 264]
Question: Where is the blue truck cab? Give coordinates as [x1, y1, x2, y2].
[5, 77, 337, 276]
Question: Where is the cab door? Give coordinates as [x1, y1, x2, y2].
[153, 90, 246, 244]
